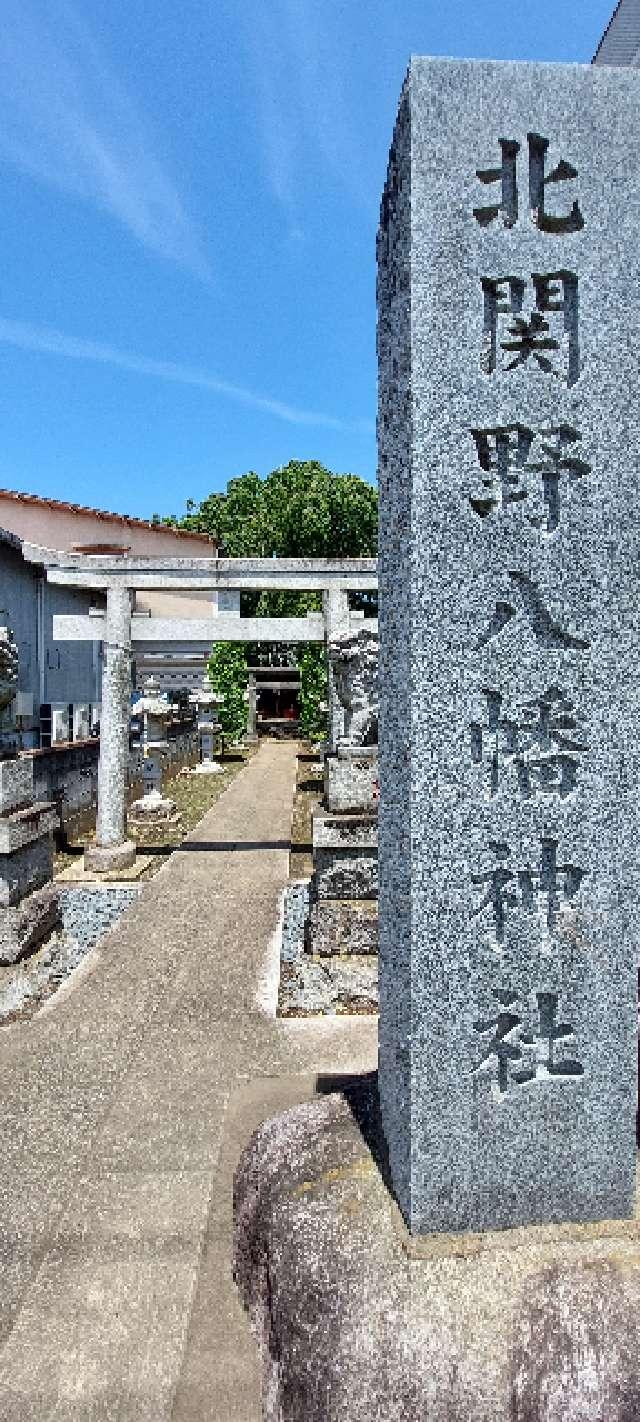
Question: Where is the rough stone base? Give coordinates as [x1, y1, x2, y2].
[128, 792, 178, 822]
[312, 811, 377, 899]
[324, 748, 378, 813]
[278, 955, 378, 1015]
[84, 839, 136, 874]
[0, 883, 60, 964]
[0, 834, 54, 906]
[234, 1074, 640, 1422]
[0, 757, 33, 816]
[305, 898, 378, 956]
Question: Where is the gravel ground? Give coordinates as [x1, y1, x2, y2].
[277, 880, 378, 1016]
[0, 886, 140, 1026]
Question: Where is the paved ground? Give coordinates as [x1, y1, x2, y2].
[0, 741, 377, 1421]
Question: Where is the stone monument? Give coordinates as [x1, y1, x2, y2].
[129, 677, 178, 821]
[234, 58, 640, 1420]
[377, 56, 639, 1237]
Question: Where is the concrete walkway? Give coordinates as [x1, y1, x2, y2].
[0, 741, 377, 1421]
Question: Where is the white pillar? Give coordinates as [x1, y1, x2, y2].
[85, 582, 135, 872]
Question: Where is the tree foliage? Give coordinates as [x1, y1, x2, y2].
[207, 644, 248, 745]
[169, 460, 377, 559]
[297, 645, 328, 741]
[175, 462, 377, 741]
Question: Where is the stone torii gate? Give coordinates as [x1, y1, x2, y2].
[24, 546, 378, 872]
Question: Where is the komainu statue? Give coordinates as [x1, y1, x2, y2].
[328, 626, 378, 747]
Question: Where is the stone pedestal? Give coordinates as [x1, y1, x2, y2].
[0, 756, 59, 963]
[324, 745, 378, 813]
[234, 1078, 640, 1422]
[305, 811, 378, 957]
[84, 839, 136, 874]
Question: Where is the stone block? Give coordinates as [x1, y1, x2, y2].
[0, 884, 60, 965]
[84, 839, 136, 874]
[0, 803, 58, 855]
[377, 58, 640, 1233]
[278, 957, 378, 1016]
[305, 899, 378, 956]
[0, 835, 53, 907]
[313, 812, 377, 899]
[0, 757, 33, 816]
[324, 748, 378, 813]
[234, 1079, 640, 1422]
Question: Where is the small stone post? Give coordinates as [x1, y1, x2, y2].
[85, 583, 135, 873]
[322, 587, 350, 751]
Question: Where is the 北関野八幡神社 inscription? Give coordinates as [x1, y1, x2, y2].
[481, 272, 579, 384]
[467, 424, 591, 530]
[474, 131, 584, 234]
[377, 58, 640, 1236]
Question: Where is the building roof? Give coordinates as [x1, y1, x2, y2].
[593, 0, 640, 64]
[0, 488, 214, 544]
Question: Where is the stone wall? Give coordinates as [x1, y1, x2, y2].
[25, 728, 199, 828]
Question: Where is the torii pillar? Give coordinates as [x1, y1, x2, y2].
[84, 582, 136, 873]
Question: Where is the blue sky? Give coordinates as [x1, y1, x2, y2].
[0, 0, 616, 520]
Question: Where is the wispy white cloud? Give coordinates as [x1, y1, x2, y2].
[0, 0, 209, 277]
[237, 0, 370, 223]
[0, 317, 374, 435]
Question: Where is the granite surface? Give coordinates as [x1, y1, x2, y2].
[0, 759, 33, 816]
[324, 751, 378, 814]
[377, 58, 640, 1233]
[312, 812, 377, 900]
[0, 835, 53, 907]
[305, 900, 378, 958]
[234, 1079, 640, 1422]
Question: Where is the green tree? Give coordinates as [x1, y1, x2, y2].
[207, 645, 248, 744]
[180, 461, 377, 740]
[173, 460, 377, 559]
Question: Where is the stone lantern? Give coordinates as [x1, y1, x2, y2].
[188, 675, 224, 774]
[0, 622, 19, 753]
[129, 676, 177, 820]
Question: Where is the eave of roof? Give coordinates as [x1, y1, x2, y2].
[0, 487, 215, 544]
[593, 0, 640, 64]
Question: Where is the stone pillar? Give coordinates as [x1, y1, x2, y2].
[85, 583, 135, 873]
[246, 673, 258, 744]
[322, 587, 350, 751]
[378, 58, 640, 1236]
